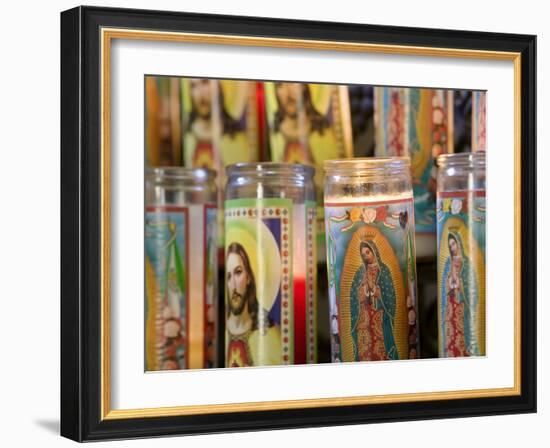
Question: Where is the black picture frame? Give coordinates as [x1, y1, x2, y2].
[61, 5, 536, 442]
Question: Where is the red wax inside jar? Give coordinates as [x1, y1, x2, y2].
[293, 276, 306, 364]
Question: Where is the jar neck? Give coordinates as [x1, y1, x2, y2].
[324, 157, 411, 181]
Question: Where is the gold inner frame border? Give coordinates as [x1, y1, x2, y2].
[100, 27, 522, 420]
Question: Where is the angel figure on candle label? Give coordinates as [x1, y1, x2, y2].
[440, 231, 480, 357]
[351, 239, 398, 361]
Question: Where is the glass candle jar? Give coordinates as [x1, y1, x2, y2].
[145, 167, 218, 370]
[324, 157, 420, 362]
[224, 162, 317, 367]
[436, 152, 486, 357]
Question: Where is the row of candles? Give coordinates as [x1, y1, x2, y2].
[145, 153, 486, 370]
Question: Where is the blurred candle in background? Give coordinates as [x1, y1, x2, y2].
[264, 82, 354, 264]
[145, 76, 183, 167]
[471, 91, 487, 153]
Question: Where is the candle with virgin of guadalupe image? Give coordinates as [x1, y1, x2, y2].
[324, 158, 420, 363]
[436, 152, 486, 358]
[264, 82, 353, 262]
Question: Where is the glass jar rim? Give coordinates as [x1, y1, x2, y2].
[436, 152, 486, 168]
[146, 166, 217, 181]
[226, 162, 315, 178]
[324, 157, 410, 175]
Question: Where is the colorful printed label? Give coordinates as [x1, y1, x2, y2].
[375, 88, 451, 236]
[437, 191, 486, 357]
[145, 207, 189, 371]
[264, 83, 352, 262]
[224, 198, 316, 367]
[325, 197, 419, 362]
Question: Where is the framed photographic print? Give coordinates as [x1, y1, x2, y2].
[60, 5, 536, 442]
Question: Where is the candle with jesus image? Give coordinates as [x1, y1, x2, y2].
[324, 158, 420, 362]
[224, 163, 317, 367]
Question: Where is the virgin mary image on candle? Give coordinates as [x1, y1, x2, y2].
[224, 218, 282, 367]
[440, 231, 483, 357]
[350, 239, 398, 361]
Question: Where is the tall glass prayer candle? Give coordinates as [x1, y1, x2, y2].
[145, 167, 218, 370]
[224, 163, 317, 367]
[324, 158, 420, 362]
[181, 79, 261, 253]
[436, 153, 486, 357]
